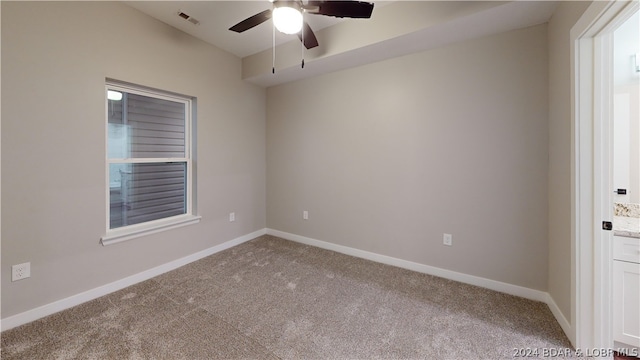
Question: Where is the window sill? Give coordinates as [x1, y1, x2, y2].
[101, 214, 201, 246]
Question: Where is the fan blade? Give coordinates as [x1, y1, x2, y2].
[297, 22, 319, 49]
[307, 1, 374, 18]
[229, 9, 272, 33]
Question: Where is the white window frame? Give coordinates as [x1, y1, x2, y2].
[101, 81, 200, 246]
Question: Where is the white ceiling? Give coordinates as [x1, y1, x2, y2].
[126, 1, 386, 58]
[125, 1, 559, 87]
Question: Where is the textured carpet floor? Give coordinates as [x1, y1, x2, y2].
[1, 235, 572, 359]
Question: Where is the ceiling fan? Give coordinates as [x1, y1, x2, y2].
[229, 0, 375, 50]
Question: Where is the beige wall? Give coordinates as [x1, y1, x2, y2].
[1, 0, 596, 330]
[1, 2, 266, 318]
[267, 25, 550, 290]
[547, 0, 591, 322]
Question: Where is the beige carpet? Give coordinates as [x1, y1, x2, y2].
[1, 235, 571, 359]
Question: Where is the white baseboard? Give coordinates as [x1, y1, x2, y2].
[3, 227, 574, 345]
[0, 228, 267, 332]
[545, 293, 573, 345]
[267, 228, 548, 302]
[267, 228, 573, 340]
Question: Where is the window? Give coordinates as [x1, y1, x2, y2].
[101, 81, 199, 245]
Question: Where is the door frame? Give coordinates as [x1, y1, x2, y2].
[572, 0, 639, 351]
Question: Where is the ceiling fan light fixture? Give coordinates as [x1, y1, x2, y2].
[229, 0, 374, 50]
[273, 5, 303, 34]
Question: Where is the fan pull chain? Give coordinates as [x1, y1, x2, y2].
[272, 21, 276, 74]
[301, 15, 305, 69]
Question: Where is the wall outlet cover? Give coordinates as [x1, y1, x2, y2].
[12, 262, 31, 281]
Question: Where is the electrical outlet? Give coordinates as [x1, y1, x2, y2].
[12, 262, 31, 282]
[443, 233, 453, 246]
[229, 212, 235, 222]
[303, 210, 309, 220]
